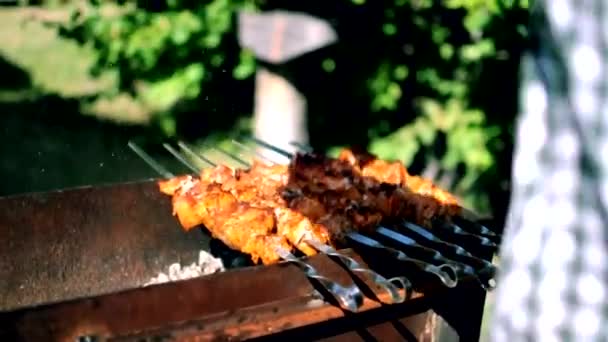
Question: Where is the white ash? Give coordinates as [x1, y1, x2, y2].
[144, 250, 224, 286]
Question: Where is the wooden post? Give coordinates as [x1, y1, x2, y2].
[252, 67, 308, 160]
[237, 10, 337, 161]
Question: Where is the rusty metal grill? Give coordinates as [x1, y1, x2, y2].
[0, 137, 502, 342]
[130, 138, 500, 310]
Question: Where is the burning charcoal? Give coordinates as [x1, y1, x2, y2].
[168, 263, 182, 280]
[144, 250, 225, 286]
[199, 250, 225, 273]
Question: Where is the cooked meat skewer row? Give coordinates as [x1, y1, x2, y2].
[199, 148, 459, 227]
[196, 159, 375, 241]
[196, 154, 437, 246]
[159, 176, 292, 265]
[164, 160, 387, 258]
[337, 148, 461, 208]
[194, 150, 419, 300]
[200, 165, 333, 256]
[162, 165, 337, 258]
[159, 146, 465, 262]
[285, 152, 459, 227]
[199, 151, 447, 229]
[204, 145, 463, 291]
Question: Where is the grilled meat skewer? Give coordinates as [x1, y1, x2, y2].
[161, 166, 336, 259]
[150, 141, 500, 297]
[285, 152, 461, 227]
[337, 148, 460, 207]
[159, 146, 465, 264]
[159, 176, 292, 264]
[197, 163, 333, 256]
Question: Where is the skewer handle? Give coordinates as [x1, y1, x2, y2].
[400, 222, 496, 271]
[375, 227, 496, 290]
[305, 239, 409, 304]
[439, 222, 498, 249]
[346, 233, 458, 288]
[275, 247, 364, 312]
[453, 215, 502, 239]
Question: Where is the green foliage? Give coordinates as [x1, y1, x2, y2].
[55, 0, 529, 216]
[351, 0, 528, 212]
[58, 0, 258, 137]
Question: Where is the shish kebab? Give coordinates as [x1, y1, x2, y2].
[159, 152, 460, 262]
[155, 142, 461, 300]
[158, 144, 463, 273]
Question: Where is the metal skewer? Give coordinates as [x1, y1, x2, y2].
[453, 214, 502, 240]
[434, 221, 498, 250]
[289, 141, 314, 153]
[128, 141, 366, 312]
[210, 146, 250, 167]
[286, 140, 501, 244]
[162, 143, 201, 174]
[128, 141, 174, 178]
[274, 247, 364, 311]
[244, 136, 294, 158]
[345, 233, 458, 288]
[176, 141, 215, 166]
[374, 227, 496, 290]
[231, 139, 276, 164]
[304, 239, 410, 303]
[398, 222, 497, 276]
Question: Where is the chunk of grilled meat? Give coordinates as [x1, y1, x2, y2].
[159, 178, 291, 264]
[212, 172, 333, 256]
[161, 165, 334, 259]
[286, 151, 457, 226]
[337, 148, 461, 208]
[158, 175, 195, 196]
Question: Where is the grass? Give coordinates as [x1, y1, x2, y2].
[0, 6, 149, 124]
[0, 7, 106, 96]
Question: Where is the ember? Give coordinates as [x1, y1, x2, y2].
[144, 250, 224, 286]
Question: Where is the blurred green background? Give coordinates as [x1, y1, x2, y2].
[0, 1, 528, 224]
[0, 1, 529, 339]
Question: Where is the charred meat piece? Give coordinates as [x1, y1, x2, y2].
[273, 207, 331, 256]
[286, 152, 449, 226]
[337, 148, 461, 207]
[217, 175, 333, 256]
[161, 180, 291, 264]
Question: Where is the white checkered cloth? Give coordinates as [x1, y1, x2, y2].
[491, 0, 608, 341]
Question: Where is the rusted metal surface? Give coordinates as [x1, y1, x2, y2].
[310, 311, 436, 342]
[0, 249, 433, 341]
[0, 179, 208, 312]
